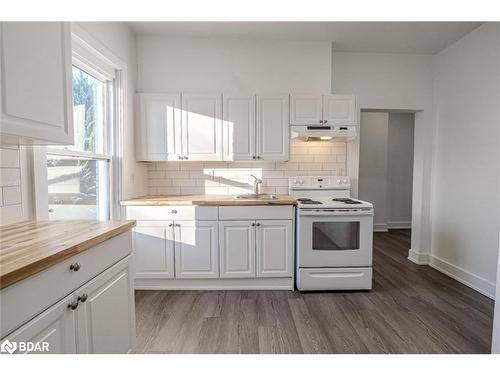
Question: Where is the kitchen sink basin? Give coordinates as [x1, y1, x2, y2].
[235, 193, 278, 200]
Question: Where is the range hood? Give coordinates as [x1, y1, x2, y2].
[290, 125, 357, 141]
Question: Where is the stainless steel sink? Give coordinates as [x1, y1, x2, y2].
[235, 193, 278, 200]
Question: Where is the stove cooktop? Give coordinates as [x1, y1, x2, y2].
[296, 198, 323, 205]
[332, 198, 363, 204]
[295, 197, 373, 209]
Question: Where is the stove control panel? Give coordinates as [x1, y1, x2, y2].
[289, 176, 351, 190]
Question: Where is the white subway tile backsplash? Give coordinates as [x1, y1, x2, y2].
[2, 186, 22, 205]
[0, 168, 21, 187]
[145, 140, 347, 195]
[0, 145, 23, 223]
[0, 148, 20, 168]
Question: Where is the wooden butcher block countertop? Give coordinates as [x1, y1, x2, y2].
[120, 194, 297, 206]
[0, 220, 136, 289]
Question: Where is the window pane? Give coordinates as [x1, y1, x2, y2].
[69, 66, 105, 153]
[47, 155, 109, 220]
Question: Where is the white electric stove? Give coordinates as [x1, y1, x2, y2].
[290, 176, 374, 291]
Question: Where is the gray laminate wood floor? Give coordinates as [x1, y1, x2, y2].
[134, 230, 494, 354]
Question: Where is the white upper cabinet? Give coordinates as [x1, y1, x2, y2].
[181, 93, 223, 161]
[256, 94, 289, 161]
[174, 221, 219, 279]
[289, 94, 357, 126]
[222, 94, 256, 161]
[219, 221, 256, 278]
[289, 94, 323, 125]
[0, 22, 74, 144]
[136, 94, 182, 161]
[322, 94, 357, 125]
[256, 220, 293, 278]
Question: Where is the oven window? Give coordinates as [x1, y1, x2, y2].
[312, 222, 360, 250]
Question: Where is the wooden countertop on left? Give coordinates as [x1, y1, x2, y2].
[0, 220, 136, 289]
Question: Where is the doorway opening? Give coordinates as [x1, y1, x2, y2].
[358, 111, 415, 234]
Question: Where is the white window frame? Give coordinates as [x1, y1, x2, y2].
[31, 24, 127, 221]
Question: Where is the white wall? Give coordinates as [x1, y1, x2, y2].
[359, 112, 389, 229]
[387, 113, 414, 227]
[332, 51, 434, 260]
[430, 23, 500, 298]
[77, 22, 147, 200]
[137, 36, 332, 93]
[493, 234, 500, 352]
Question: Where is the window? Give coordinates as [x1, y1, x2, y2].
[46, 66, 114, 220]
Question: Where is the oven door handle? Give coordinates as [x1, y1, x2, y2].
[299, 209, 373, 216]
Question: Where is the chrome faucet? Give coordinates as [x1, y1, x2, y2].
[250, 174, 263, 194]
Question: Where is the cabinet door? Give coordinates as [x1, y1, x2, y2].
[181, 93, 223, 161]
[289, 94, 323, 125]
[219, 221, 255, 278]
[132, 224, 175, 279]
[323, 94, 357, 125]
[256, 220, 293, 277]
[4, 295, 76, 354]
[222, 94, 256, 161]
[0, 22, 73, 144]
[256, 95, 289, 161]
[136, 93, 182, 161]
[75, 256, 135, 354]
[174, 221, 219, 279]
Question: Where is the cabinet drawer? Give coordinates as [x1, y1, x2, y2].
[126, 205, 218, 221]
[219, 205, 293, 220]
[297, 267, 372, 291]
[0, 231, 132, 338]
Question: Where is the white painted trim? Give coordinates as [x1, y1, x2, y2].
[134, 277, 294, 291]
[428, 254, 495, 300]
[387, 221, 412, 229]
[373, 223, 388, 232]
[408, 248, 429, 265]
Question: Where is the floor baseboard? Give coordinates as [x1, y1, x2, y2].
[408, 249, 429, 265]
[387, 221, 412, 229]
[428, 254, 495, 300]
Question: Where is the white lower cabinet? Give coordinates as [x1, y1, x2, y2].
[133, 225, 175, 279]
[219, 221, 256, 278]
[219, 219, 293, 279]
[256, 220, 293, 277]
[174, 221, 219, 279]
[74, 256, 135, 354]
[3, 255, 135, 354]
[127, 205, 294, 289]
[5, 296, 77, 354]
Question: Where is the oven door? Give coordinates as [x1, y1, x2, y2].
[298, 209, 373, 267]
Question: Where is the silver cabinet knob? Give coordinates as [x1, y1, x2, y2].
[320, 120, 324, 123]
[171, 210, 177, 214]
[324, 120, 328, 123]
[175, 223, 181, 227]
[178, 156, 183, 160]
[69, 262, 81, 272]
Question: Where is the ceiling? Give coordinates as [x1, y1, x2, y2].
[128, 22, 482, 54]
